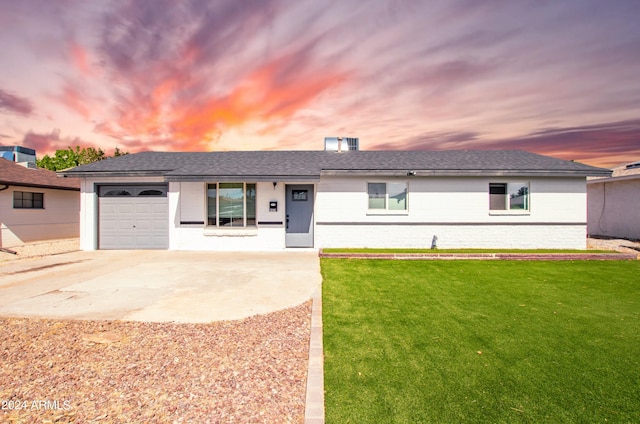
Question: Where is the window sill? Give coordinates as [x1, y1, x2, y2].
[366, 210, 409, 216]
[204, 227, 258, 237]
[489, 210, 531, 216]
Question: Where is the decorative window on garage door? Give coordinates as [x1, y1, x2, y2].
[98, 185, 167, 197]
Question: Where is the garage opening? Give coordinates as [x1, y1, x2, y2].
[98, 184, 169, 249]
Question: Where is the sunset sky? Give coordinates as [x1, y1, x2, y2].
[1, 0, 639, 168]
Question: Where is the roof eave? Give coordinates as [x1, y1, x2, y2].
[0, 181, 80, 191]
[321, 169, 611, 177]
[57, 170, 167, 178]
[164, 174, 320, 182]
[587, 173, 640, 183]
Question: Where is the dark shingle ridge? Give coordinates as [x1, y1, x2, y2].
[59, 150, 611, 177]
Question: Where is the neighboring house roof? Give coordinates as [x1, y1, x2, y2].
[612, 161, 640, 177]
[59, 150, 611, 181]
[0, 158, 80, 190]
[588, 160, 640, 184]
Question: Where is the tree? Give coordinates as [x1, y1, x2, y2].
[37, 146, 126, 171]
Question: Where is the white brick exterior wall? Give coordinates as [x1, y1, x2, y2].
[77, 175, 589, 250]
[168, 181, 289, 251]
[315, 224, 586, 249]
[315, 176, 587, 249]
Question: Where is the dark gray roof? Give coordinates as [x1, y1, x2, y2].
[59, 150, 611, 180]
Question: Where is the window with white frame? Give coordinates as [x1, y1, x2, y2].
[207, 183, 256, 227]
[13, 191, 44, 209]
[368, 182, 408, 211]
[489, 182, 529, 211]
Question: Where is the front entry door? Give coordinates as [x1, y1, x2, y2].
[286, 184, 314, 247]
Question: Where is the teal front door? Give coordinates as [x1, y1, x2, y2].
[285, 184, 314, 247]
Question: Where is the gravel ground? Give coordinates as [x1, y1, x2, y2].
[587, 236, 640, 254]
[0, 302, 311, 423]
[0, 239, 79, 263]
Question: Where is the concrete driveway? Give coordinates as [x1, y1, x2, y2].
[0, 250, 321, 323]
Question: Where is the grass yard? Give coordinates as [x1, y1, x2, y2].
[322, 259, 640, 423]
[322, 248, 613, 254]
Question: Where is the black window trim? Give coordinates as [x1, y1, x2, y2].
[13, 190, 45, 209]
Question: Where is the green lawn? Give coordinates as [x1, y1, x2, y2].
[322, 259, 640, 423]
[322, 248, 614, 254]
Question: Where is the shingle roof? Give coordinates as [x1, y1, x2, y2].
[0, 158, 80, 190]
[588, 159, 640, 183]
[59, 150, 611, 180]
[611, 161, 640, 177]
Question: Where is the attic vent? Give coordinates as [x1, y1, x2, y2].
[625, 161, 640, 170]
[19, 161, 37, 169]
[324, 137, 359, 152]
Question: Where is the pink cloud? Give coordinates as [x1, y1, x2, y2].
[88, 0, 350, 152]
[55, 83, 92, 119]
[71, 43, 93, 77]
[21, 129, 61, 154]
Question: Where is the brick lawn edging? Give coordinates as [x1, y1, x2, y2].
[319, 250, 638, 261]
[304, 285, 324, 424]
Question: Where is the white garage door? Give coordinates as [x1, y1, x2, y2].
[98, 185, 169, 249]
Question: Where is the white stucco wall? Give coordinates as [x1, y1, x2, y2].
[315, 176, 588, 249]
[0, 186, 79, 247]
[588, 176, 640, 240]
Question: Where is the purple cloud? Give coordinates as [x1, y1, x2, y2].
[0, 89, 34, 116]
[370, 120, 640, 167]
[422, 28, 521, 57]
[491, 120, 640, 165]
[371, 131, 482, 151]
[20, 128, 108, 156]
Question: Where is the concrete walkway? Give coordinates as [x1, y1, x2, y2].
[0, 250, 321, 323]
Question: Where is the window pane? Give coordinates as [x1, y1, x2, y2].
[207, 184, 217, 226]
[368, 183, 386, 209]
[138, 189, 163, 196]
[13, 191, 23, 208]
[246, 184, 256, 226]
[23, 192, 33, 208]
[388, 182, 407, 210]
[33, 193, 44, 209]
[489, 183, 506, 210]
[104, 190, 132, 196]
[508, 183, 529, 210]
[219, 183, 244, 227]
